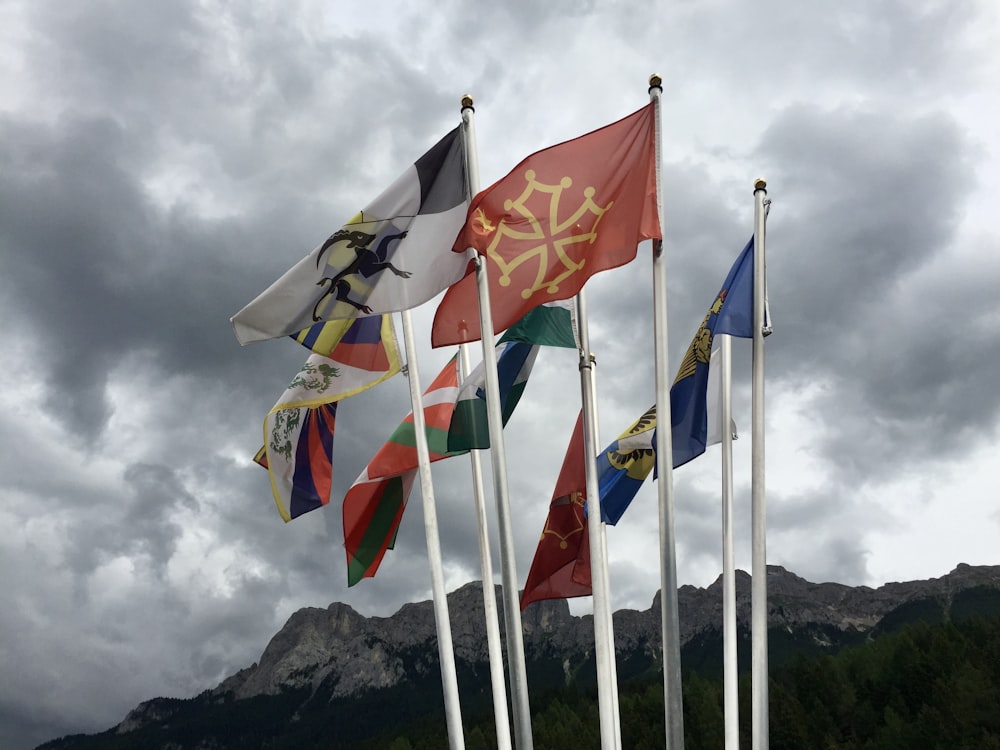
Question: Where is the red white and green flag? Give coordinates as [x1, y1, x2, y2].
[431, 104, 659, 347]
[342, 356, 461, 585]
[343, 301, 576, 584]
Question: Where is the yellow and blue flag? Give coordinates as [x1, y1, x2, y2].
[599, 237, 757, 524]
[669, 237, 754, 469]
[596, 406, 657, 525]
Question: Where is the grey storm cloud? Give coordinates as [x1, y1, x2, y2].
[2, 1, 999, 748]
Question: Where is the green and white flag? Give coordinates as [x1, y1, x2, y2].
[498, 298, 579, 349]
[448, 302, 578, 452]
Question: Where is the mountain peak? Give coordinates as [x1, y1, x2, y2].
[85, 563, 999, 746]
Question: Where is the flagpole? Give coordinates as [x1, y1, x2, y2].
[463, 102, 535, 750]
[576, 289, 623, 750]
[458, 93, 514, 750]
[750, 178, 769, 750]
[598, 522, 623, 750]
[399, 309, 466, 750]
[459, 346, 514, 750]
[649, 73, 685, 749]
[720, 333, 739, 750]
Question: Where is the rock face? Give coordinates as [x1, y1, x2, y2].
[115, 563, 1000, 736]
[213, 601, 399, 699]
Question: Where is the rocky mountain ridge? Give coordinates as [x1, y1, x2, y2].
[53, 562, 1000, 747]
[208, 563, 998, 704]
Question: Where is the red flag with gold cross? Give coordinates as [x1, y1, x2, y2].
[520, 411, 593, 609]
[432, 103, 659, 347]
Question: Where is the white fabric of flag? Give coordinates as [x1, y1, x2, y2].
[232, 128, 470, 344]
[706, 345, 737, 446]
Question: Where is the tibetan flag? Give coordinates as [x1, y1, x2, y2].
[521, 412, 593, 609]
[288, 318, 364, 359]
[343, 356, 462, 585]
[232, 127, 470, 346]
[447, 302, 577, 453]
[431, 105, 659, 347]
[259, 315, 401, 522]
[262, 403, 338, 522]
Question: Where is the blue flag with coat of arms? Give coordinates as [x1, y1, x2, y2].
[599, 237, 760, 524]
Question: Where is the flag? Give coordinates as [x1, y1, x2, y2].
[232, 128, 470, 347]
[342, 468, 418, 586]
[263, 403, 338, 522]
[447, 301, 578, 453]
[344, 319, 556, 583]
[523, 341, 741, 605]
[598, 238, 755, 523]
[431, 105, 659, 347]
[498, 298, 579, 349]
[288, 318, 362, 359]
[446, 341, 538, 453]
[669, 237, 755, 468]
[259, 315, 401, 522]
[596, 405, 657, 525]
[521, 412, 592, 609]
[342, 356, 462, 585]
[706, 346, 736, 446]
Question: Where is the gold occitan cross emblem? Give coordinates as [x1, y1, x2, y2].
[541, 491, 586, 549]
[483, 170, 613, 300]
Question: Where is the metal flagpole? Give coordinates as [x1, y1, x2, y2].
[649, 73, 685, 749]
[750, 178, 769, 750]
[458, 95, 514, 750]
[398, 309, 465, 750]
[462, 110, 535, 750]
[585, 325, 623, 750]
[459, 347, 513, 750]
[720, 333, 739, 750]
[598, 522, 623, 750]
[595, 501, 623, 748]
[576, 289, 623, 750]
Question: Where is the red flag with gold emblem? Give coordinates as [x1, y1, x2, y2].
[432, 104, 660, 347]
[521, 412, 593, 609]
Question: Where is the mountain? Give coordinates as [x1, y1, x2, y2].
[37, 563, 1000, 749]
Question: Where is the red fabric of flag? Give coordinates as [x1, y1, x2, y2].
[432, 104, 659, 347]
[342, 357, 460, 585]
[521, 412, 594, 609]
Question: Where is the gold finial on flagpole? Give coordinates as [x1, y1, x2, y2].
[648, 73, 663, 92]
[754, 178, 767, 192]
[461, 94, 475, 111]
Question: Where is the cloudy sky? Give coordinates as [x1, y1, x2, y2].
[3, 0, 999, 747]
